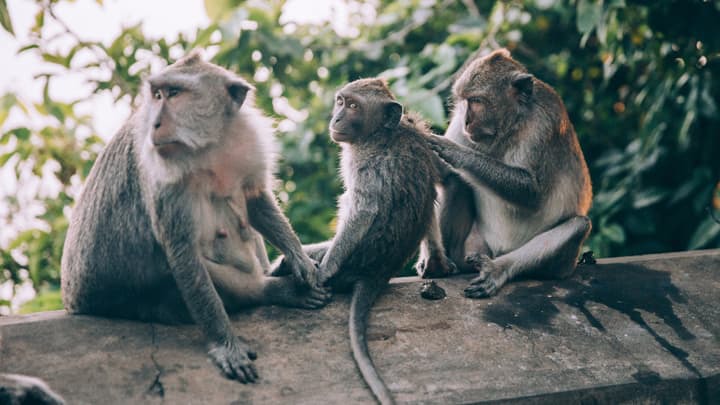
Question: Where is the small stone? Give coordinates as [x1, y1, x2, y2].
[420, 281, 446, 300]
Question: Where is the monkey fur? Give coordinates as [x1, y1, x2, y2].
[272, 78, 443, 404]
[61, 51, 329, 383]
[426, 48, 592, 298]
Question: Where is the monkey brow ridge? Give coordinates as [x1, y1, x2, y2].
[148, 73, 200, 91]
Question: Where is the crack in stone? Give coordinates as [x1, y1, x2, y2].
[147, 323, 165, 399]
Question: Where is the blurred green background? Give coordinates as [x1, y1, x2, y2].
[0, 0, 718, 314]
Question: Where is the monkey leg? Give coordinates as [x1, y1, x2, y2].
[438, 176, 478, 273]
[206, 260, 330, 310]
[464, 216, 591, 299]
[262, 276, 332, 309]
[416, 210, 457, 278]
[268, 241, 332, 276]
[460, 221, 491, 273]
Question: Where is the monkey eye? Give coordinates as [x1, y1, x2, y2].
[336, 98, 344, 107]
[468, 98, 485, 113]
[167, 87, 181, 98]
[153, 89, 162, 100]
[349, 102, 358, 109]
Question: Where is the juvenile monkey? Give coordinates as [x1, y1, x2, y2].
[273, 78, 444, 404]
[426, 48, 592, 298]
[61, 52, 329, 383]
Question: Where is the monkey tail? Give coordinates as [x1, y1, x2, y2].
[349, 278, 396, 405]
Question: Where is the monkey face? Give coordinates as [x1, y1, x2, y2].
[330, 93, 365, 142]
[145, 57, 253, 159]
[463, 97, 498, 142]
[454, 49, 535, 144]
[330, 80, 402, 143]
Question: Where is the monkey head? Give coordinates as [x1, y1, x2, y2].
[329, 78, 403, 143]
[142, 50, 254, 159]
[453, 48, 533, 143]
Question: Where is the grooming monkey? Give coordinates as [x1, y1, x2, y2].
[426, 48, 592, 298]
[272, 78, 445, 404]
[61, 52, 329, 383]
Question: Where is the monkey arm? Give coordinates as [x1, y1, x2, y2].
[153, 187, 259, 381]
[153, 188, 236, 345]
[426, 135, 541, 208]
[318, 206, 376, 283]
[247, 190, 320, 288]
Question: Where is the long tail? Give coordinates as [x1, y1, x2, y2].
[350, 279, 396, 405]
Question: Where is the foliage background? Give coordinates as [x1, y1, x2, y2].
[0, 0, 718, 313]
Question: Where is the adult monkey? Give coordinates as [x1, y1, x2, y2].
[426, 48, 592, 298]
[273, 78, 445, 404]
[61, 51, 329, 383]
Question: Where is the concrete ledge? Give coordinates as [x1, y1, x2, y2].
[1, 250, 719, 404]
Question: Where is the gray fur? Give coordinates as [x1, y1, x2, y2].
[272, 78, 443, 404]
[426, 48, 593, 298]
[61, 51, 329, 383]
[326, 85, 438, 405]
[0, 374, 65, 405]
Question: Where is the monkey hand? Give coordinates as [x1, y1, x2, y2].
[208, 338, 259, 383]
[415, 254, 457, 279]
[285, 254, 322, 289]
[463, 254, 507, 299]
[425, 135, 467, 167]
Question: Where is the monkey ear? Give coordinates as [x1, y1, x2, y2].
[227, 79, 253, 106]
[512, 73, 533, 99]
[383, 101, 403, 130]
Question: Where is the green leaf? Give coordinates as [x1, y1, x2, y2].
[17, 44, 39, 54]
[577, 0, 603, 35]
[205, 0, 235, 21]
[601, 223, 626, 244]
[632, 187, 667, 209]
[0, 0, 14, 35]
[19, 289, 63, 314]
[42, 52, 68, 67]
[688, 217, 720, 249]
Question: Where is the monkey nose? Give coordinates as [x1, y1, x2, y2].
[153, 120, 161, 129]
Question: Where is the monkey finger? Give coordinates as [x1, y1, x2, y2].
[305, 298, 328, 308]
[214, 358, 238, 380]
[464, 279, 497, 298]
[231, 357, 257, 383]
[233, 337, 258, 360]
[247, 363, 259, 381]
[447, 259, 459, 274]
[240, 345, 257, 361]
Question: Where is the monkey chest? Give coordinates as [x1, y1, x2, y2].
[198, 196, 255, 267]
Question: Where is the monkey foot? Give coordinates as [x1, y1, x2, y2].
[208, 338, 259, 383]
[463, 254, 505, 299]
[285, 286, 332, 310]
[415, 255, 457, 279]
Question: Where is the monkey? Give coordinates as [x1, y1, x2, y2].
[60, 51, 330, 383]
[271, 78, 446, 404]
[0, 374, 65, 405]
[425, 48, 593, 298]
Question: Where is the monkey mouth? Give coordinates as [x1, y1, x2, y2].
[330, 130, 351, 143]
[465, 128, 495, 142]
[153, 141, 185, 157]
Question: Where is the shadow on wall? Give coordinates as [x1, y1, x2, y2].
[482, 263, 698, 379]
